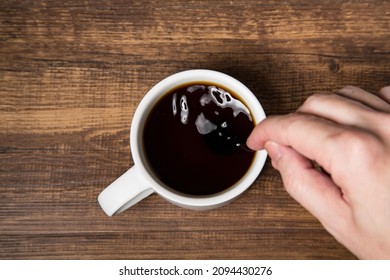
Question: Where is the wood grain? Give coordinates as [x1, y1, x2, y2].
[1, 0, 389, 259]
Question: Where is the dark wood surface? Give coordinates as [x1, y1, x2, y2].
[1, 0, 389, 259]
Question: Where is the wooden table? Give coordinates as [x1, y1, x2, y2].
[1, 0, 389, 260]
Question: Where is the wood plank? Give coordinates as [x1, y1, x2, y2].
[1, 0, 388, 259]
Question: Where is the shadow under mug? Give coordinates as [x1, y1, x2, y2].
[98, 69, 267, 216]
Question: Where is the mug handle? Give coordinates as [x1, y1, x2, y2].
[97, 166, 155, 216]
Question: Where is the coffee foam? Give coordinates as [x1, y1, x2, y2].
[200, 86, 252, 121]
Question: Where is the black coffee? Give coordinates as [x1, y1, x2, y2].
[143, 82, 255, 196]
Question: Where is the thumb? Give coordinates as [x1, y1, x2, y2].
[265, 141, 351, 236]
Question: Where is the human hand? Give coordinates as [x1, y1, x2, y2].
[247, 86, 390, 259]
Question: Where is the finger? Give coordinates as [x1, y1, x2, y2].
[378, 86, 390, 104]
[297, 92, 382, 129]
[247, 113, 344, 174]
[336, 86, 390, 113]
[265, 141, 351, 237]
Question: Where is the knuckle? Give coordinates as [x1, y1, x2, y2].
[379, 85, 390, 95]
[282, 112, 305, 129]
[286, 111, 316, 124]
[283, 112, 319, 135]
[383, 113, 390, 128]
[301, 92, 330, 110]
[339, 85, 360, 93]
[343, 85, 358, 90]
[335, 130, 385, 171]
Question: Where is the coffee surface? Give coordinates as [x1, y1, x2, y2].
[143, 83, 255, 196]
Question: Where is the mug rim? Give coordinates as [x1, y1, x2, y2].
[130, 69, 267, 209]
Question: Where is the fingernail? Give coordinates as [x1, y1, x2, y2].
[264, 141, 282, 169]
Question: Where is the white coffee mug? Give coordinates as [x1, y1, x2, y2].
[98, 69, 267, 216]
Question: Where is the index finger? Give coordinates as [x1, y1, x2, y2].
[378, 86, 390, 104]
[247, 113, 345, 174]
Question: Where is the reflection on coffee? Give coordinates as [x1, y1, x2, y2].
[143, 82, 255, 196]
